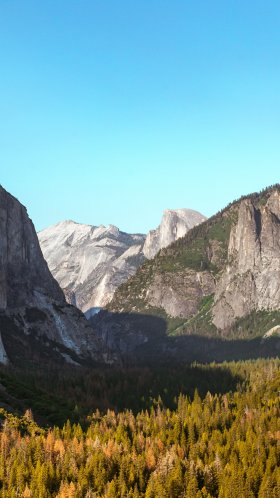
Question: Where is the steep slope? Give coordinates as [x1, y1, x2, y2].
[109, 205, 233, 319]
[38, 209, 206, 315]
[38, 221, 146, 315]
[143, 208, 206, 259]
[213, 189, 280, 329]
[108, 185, 280, 340]
[0, 186, 103, 364]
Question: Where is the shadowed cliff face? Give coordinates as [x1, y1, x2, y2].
[0, 187, 64, 310]
[90, 311, 168, 364]
[0, 186, 104, 363]
[91, 310, 280, 364]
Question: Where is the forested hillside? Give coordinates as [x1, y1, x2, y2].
[0, 359, 279, 497]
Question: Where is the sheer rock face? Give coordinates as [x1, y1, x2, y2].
[38, 209, 206, 315]
[38, 221, 146, 314]
[143, 209, 207, 259]
[0, 186, 103, 362]
[213, 191, 280, 329]
[0, 187, 64, 310]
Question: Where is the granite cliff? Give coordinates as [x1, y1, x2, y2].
[213, 190, 280, 329]
[0, 186, 103, 364]
[143, 209, 206, 259]
[39, 221, 146, 316]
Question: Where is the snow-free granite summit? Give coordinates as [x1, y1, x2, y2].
[38, 209, 206, 315]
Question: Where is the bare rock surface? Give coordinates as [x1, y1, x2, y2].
[146, 270, 216, 318]
[39, 209, 206, 315]
[143, 209, 207, 259]
[39, 221, 146, 314]
[0, 187, 64, 310]
[212, 191, 280, 329]
[0, 186, 103, 363]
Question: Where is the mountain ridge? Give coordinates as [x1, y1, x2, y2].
[108, 184, 280, 340]
[39, 208, 206, 314]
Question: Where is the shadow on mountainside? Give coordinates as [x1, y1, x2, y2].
[1, 309, 279, 427]
[90, 310, 168, 363]
[91, 310, 280, 365]
[0, 357, 245, 426]
[0, 310, 278, 426]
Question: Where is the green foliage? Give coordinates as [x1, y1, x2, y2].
[172, 303, 280, 340]
[0, 361, 242, 424]
[159, 212, 236, 274]
[0, 359, 279, 496]
[109, 184, 280, 339]
[171, 294, 217, 337]
[230, 309, 280, 339]
[0, 369, 77, 426]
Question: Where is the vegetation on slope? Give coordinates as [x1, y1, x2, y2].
[0, 359, 279, 497]
[0, 361, 242, 426]
[109, 208, 236, 314]
[170, 305, 280, 340]
[108, 184, 280, 339]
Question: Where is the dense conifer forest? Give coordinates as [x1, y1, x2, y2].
[0, 359, 279, 497]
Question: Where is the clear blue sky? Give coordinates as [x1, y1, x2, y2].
[0, 1, 279, 233]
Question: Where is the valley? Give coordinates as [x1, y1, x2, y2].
[0, 184, 279, 496]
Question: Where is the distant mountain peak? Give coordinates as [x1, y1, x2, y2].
[143, 208, 207, 259]
[39, 221, 146, 312]
[39, 208, 206, 313]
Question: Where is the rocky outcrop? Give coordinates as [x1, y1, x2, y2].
[143, 209, 206, 259]
[0, 186, 104, 363]
[146, 270, 216, 317]
[212, 191, 280, 329]
[110, 263, 216, 323]
[38, 221, 146, 315]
